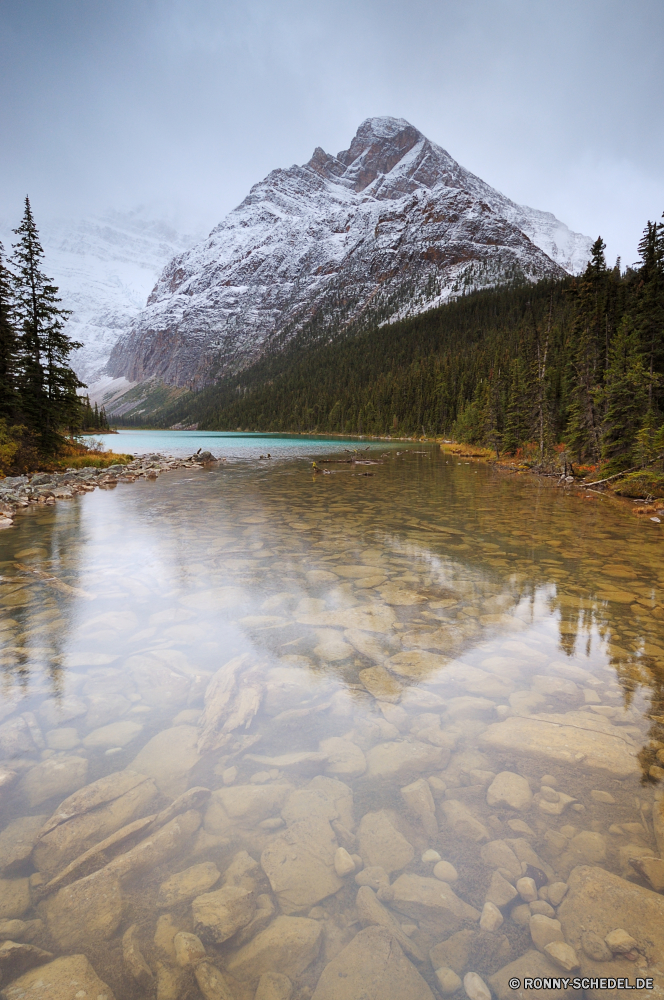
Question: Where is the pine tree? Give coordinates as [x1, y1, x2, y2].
[11, 197, 84, 449]
[635, 215, 664, 413]
[503, 356, 529, 454]
[0, 241, 18, 420]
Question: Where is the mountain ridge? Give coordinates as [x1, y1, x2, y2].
[104, 117, 591, 389]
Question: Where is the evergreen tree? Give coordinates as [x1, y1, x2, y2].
[11, 197, 84, 448]
[598, 318, 649, 471]
[565, 237, 608, 463]
[635, 215, 664, 413]
[503, 356, 529, 453]
[0, 241, 18, 420]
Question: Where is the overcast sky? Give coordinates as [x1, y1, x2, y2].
[1, 0, 663, 266]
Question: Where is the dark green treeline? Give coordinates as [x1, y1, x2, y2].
[160, 216, 664, 472]
[0, 197, 105, 466]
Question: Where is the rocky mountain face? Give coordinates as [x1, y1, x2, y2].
[107, 118, 592, 388]
[1, 210, 199, 385]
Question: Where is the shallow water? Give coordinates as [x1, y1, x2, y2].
[1, 448, 663, 999]
[101, 428, 382, 460]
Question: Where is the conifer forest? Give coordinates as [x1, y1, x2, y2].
[158, 216, 664, 476]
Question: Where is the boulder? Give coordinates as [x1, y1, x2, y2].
[0, 953, 116, 1000]
[33, 770, 158, 874]
[174, 931, 207, 966]
[123, 924, 153, 989]
[157, 862, 220, 907]
[39, 867, 122, 949]
[356, 885, 425, 961]
[261, 815, 342, 914]
[358, 811, 414, 874]
[0, 941, 53, 980]
[489, 949, 582, 999]
[0, 880, 30, 920]
[365, 740, 444, 781]
[319, 737, 366, 778]
[400, 779, 438, 837]
[311, 925, 435, 1000]
[255, 972, 293, 1000]
[192, 885, 255, 944]
[486, 772, 532, 811]
[558, 865, 664, 978]
[130, 725, 201, 797]
[0, 817, 46, 875]
[226, 916, 322, 981]
[194, 961, 237, 1000]
[390, 873, 480, 936]
[205, 784, 292, 834]
[480, 715, 639, 777]
[441, 800, 489, 842]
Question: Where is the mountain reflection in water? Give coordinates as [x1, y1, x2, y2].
[0, 446, 663, 999]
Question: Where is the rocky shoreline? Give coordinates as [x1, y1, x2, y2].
[0, 451, 219, 529]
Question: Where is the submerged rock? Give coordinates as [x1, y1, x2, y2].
[486, 771, 532, 811]
[261, 815, 342, 914]
[123, 923, 154, 989]
[358, 810, 414, 874]
[441, 800, 489, 842]
[157, 862, 220, 908]
[365, 740, 445, 781]
[311, 925, 435, 1000]
[255, 972, 293, 1000]
[192, 884, 255, 944]
[0, 881, 30, 920]
[0, 817, 46, 875]
[558, 865, 664, 976]
[0, 953, 116, 1000]
[481, 715, 640, 777]
[390, 873, 480, 936]
[489, 949, 582, 999]
[33, 770, 158, 875]
[356, 885, 425, 961]
[226, 915, 322, 981]
[20, 756, 88, 809]
[130, 725, 201, 797]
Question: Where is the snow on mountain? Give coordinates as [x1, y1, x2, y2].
[0, 210, 200, 386]
[101, 118, 590, 389]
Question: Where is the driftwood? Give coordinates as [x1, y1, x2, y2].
[582, 453, 664, 488]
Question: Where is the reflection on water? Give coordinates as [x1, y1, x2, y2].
[0, 450, 663, 999]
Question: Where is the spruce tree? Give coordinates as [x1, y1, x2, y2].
[599, 318, 649, 471]
[565, 237, 608, 463]
[11, 197, 84, 449]
[0, 240, 18, 421]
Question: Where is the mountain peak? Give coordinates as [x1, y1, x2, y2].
[335, 117, 424, 191]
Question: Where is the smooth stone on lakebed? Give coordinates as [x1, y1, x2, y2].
[20, 756, 88, 809]
[174, 931, 206, 967]
[226, 916, 322, 981]
[130, 725, 201, 797]
[488, 949, 582, 1000]
[486, 771, 532, 811]
[480, 715, 640, 777]
[255, 972, 293, 1000]
[529, 914, 564, 951]
[33, 771, 158, 875]
[157, 862, 220, 907]
[433, 861, 458, 883]
[390, 873, 480, 936]
[311, 925, 435, 1000]
[0, 953, 117, 1000]
[261, 813, 342, 914]
[83, 720, 143, 748]
[441, 800, 489, 842]
[358, 810, 414, 874]
[365, 740, 445, 780]
[0, 816, 46, 875]
[0, 880, 30, 920]
[192, 884, 255, 944]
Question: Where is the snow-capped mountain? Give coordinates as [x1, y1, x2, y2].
[1, 210, 200, 385]
[106, 118, 592, 388]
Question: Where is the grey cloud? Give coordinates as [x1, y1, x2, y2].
[1, 0, 662, 265]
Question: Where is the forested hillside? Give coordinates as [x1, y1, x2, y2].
[152, 218, 664, 473]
